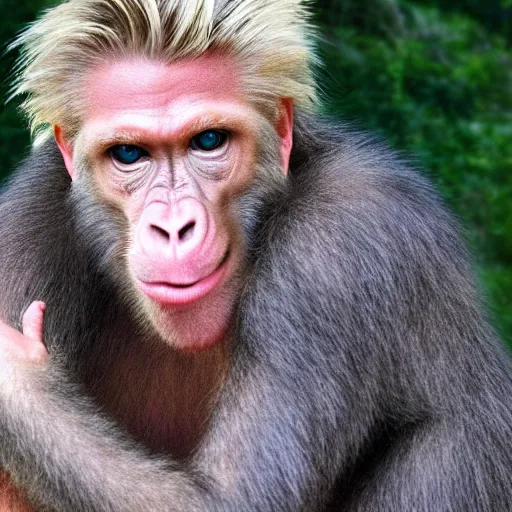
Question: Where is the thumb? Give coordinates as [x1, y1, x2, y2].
[22, 301, 46, 344]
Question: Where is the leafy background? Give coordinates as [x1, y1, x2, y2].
[0, 0, 510, 349]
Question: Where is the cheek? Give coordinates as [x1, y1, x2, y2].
[199, 135, 259, 201]
[82, 150, 155, 208]
[232, 138, 259, 191]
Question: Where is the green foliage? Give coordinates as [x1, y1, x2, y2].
[0, 0, 56, 174]
[317, 1, 512, 347]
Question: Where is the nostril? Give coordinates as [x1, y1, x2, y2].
[151, 225, 170, 241]
[178, 221, 196, 242]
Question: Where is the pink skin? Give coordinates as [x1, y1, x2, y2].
[0, 302, 48, 368]
[46, 54, 293, 351]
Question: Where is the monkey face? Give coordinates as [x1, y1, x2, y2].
[55, 54, 293, 351]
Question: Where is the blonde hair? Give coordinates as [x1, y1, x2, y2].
[10, 0, 319, 143]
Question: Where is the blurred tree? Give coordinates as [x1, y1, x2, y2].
[418, 0, 512, 41]
[0, 0, 55, 176]
[314, 0, 512, 347]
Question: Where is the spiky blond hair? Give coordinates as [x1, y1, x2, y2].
[10, 0, 318, 143]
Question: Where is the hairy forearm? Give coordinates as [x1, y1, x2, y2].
[0, 362, 206, 512]
[0, 350, 346, 512]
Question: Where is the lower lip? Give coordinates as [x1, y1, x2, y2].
[137, 256, 230, 306]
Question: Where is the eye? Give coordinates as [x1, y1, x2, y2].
[110, 145, 148, 165]
[190, 130, 228, 152]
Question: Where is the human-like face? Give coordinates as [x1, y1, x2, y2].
[55, 54, 293, 351]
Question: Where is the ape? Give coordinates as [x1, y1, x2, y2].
[0, 0, 511, 511]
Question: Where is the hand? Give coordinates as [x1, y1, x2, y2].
[0, 302, 48, 384]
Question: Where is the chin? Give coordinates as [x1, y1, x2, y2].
[145, 286, 237, 352]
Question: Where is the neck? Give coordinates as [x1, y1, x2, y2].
[87, 333, 230, 459]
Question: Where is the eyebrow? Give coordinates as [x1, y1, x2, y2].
[91, 130, 151, 150]
[87, 108, 259, 151]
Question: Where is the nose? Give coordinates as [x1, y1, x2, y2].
[140, 198, 208, 260]
[151, 219, 196, 244]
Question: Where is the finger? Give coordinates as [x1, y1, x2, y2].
[22, 301, 46, 343]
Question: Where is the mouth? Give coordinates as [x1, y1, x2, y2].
[137, 251, 230, 306]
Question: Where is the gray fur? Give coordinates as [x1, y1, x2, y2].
[0, 114, 511, 511]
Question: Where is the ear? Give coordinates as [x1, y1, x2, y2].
[54, 125, 76, 180]
[276, 98, 294, 176]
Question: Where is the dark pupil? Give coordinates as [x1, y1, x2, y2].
[192, 130, 226, 151]
[112, 145, 143, 165]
